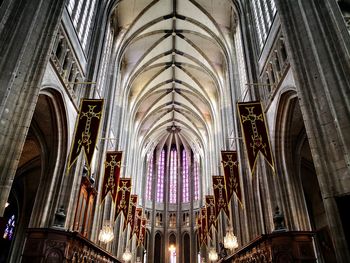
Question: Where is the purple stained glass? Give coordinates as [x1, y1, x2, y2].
[194, 161, 199, 200]
[156, 150, 165, 202]
[169, 149, 177, 203]
[182, 150, 189, 203]
[3, 215, 15, 241]
[146, 154, 153, 200]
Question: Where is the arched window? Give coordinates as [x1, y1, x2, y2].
[194, 161, 200, 201]
[156, 150, 165, 202]
[169, 149, 177, 203]
[146, 154, 153, 200]
[251, 0, 277, 50]
[182, 150, 189, 203]
[66, 0, 97, 51]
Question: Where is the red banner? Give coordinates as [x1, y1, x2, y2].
[212, 176, 230, 219]
[237, 101, 274, 174]
[201, 207, 208, 245]
[221, 151, 242, 204]
[138, 218, 147, 247]
[115, 178, 131, 220]
[68, 99, 104, 171]
[124, 194, 138, 231]
[205, 195, 216, 235]
[101, 151, 122, 202]
[132, 208, 143, 240]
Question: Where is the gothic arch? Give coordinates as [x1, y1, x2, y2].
[0, 88, 68, 262]
[273, 89, 336, 261]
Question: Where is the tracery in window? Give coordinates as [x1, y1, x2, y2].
[146, 154, 154, 200]
[182, 150, 189, 203]
[169, 149, 177, 203]
[156, 150, 165, 202]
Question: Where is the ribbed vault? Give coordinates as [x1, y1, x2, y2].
[113, 0, 236, 163]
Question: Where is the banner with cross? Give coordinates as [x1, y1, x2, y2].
[205, 195, 217, 237]
[124, 194, 138, 232]
[115, 178, 131, 220]
[68, 99, 104, 171]
[212, 176, 230, 219]
[101, 151, 122, 202]
[237, 101, 274, 175]
[221, 151, 242, 205]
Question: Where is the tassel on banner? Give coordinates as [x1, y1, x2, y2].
[101, 151, 122, 202]
[115, 178, 131, 221]
[212, 176, 230, 219]
[221, 151, 243, 205]
[68, 99, 104, 171]
[237, 101, 275, 175]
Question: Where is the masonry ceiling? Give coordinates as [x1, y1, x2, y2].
[113, 0, 236, 155]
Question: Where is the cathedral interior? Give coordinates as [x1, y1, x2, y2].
[0, 0, 350, 262]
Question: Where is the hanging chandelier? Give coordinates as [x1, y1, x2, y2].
[224, 227, 239, 250]
[122, 247, 132, 262]
[208, 247, 218, 262]
[98, 221, 114, 243]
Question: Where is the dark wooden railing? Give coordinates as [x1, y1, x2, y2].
[219, 231, 316, 263]
[22, 228, 121, 263]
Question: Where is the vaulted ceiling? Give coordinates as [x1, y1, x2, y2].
[113, 0, 237, 156]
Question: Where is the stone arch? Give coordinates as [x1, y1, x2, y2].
[274, 89, 336, 262]
[182, 232, 191, 263]
[154, 231, 163, 263]
[0, 88, 68, 262]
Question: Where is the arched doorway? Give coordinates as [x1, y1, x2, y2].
[276, 91, 336, 262]
[0, 90, 68, 262]
[154, 232, 163, 263]
[169, 233, 176, 263]
[183, 232, 190, 263]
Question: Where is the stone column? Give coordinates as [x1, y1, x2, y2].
[0, 0, 66, 216]
[274, 0, 350, 261]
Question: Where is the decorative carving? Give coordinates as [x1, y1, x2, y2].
[22, 228, 120, 263]
[53, 206, 66, 228]
[273, 206, 286, 232]
[222, 232, 315, 263]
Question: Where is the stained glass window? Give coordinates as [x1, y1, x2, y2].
[156, 150, 165, 202]
[169, 149, 177, 203]
[251, 0, 277, 50]
[3, 215, 15, 240]
[146, 154, 153, 200]
[194, 161, 200, 200]
[182, 150, 189, 203]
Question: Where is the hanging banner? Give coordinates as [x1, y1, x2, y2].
[132, 208, 143, 240]
[138, 218, 147, 247]
[212, 176, 230, 219]
[221, 151, 242, 204]
[237, 101, 274, 174]
[101, 151, 122, 202]
[68, 99, 104, 170]
[205, 195, 217, 235]
[201, 207, 208, 246]
[115, 178, 131, 220]
[124, 194, 138, 231]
